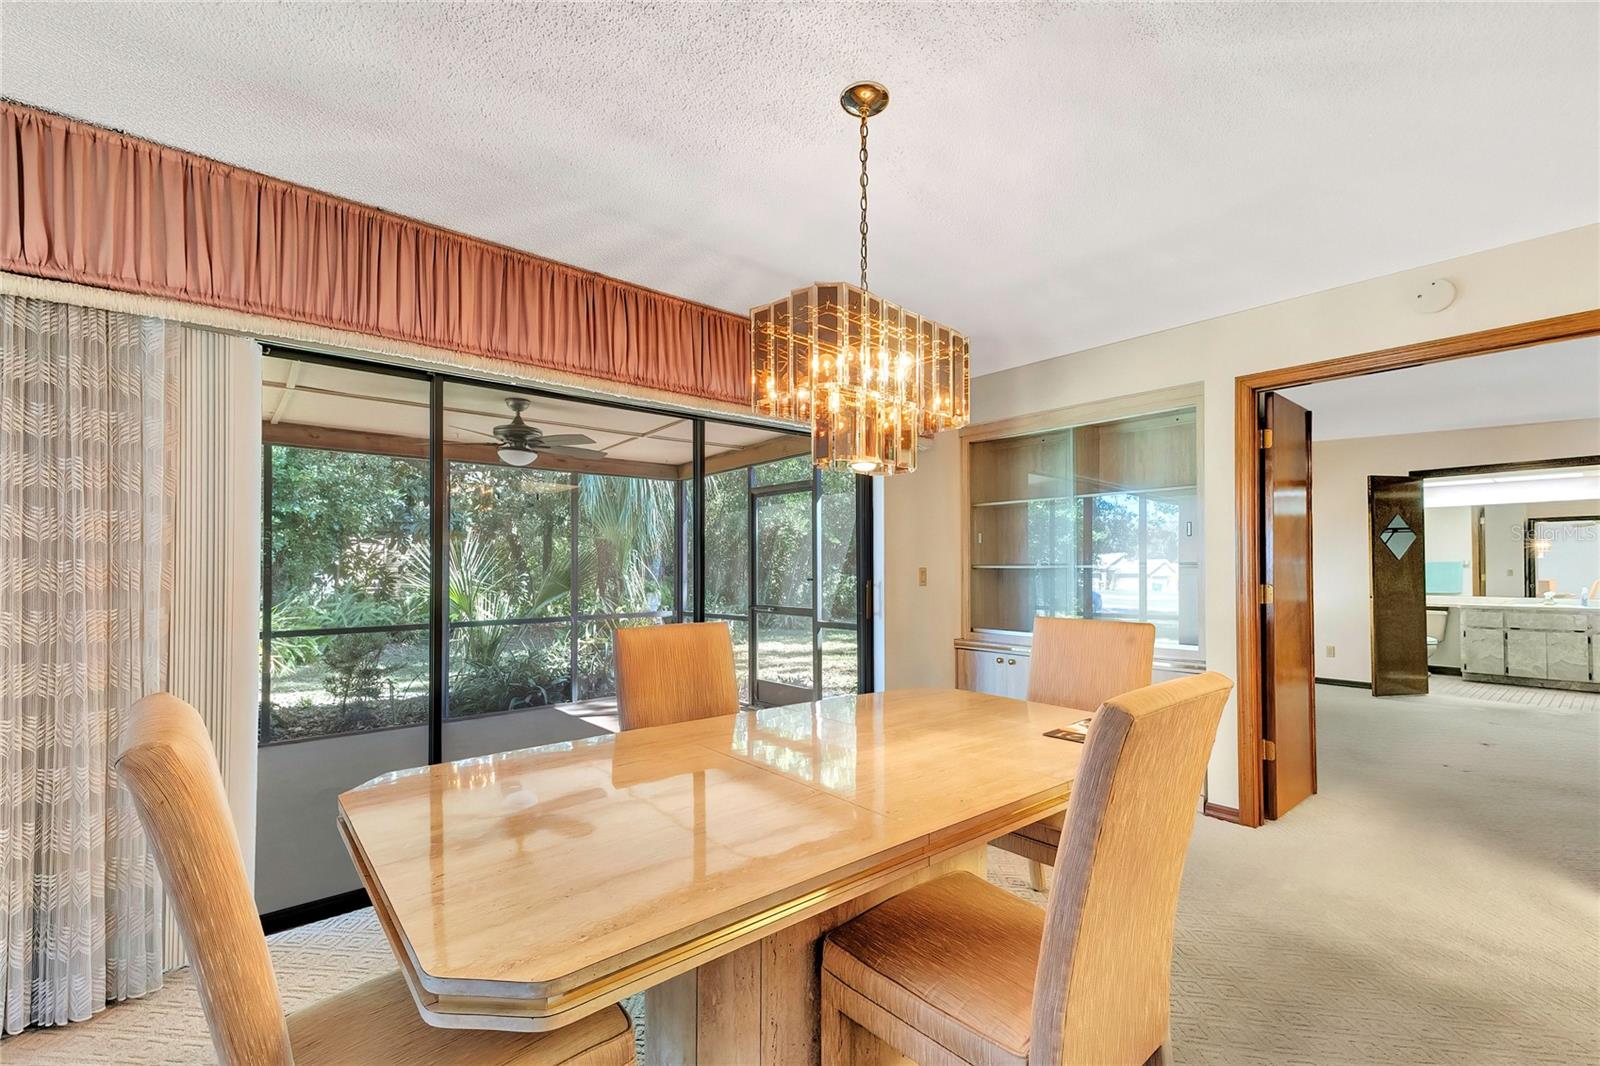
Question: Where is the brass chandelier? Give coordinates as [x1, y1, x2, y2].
[750, 82, 969, 476]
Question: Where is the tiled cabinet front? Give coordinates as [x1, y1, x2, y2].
[1462, 608, 1594, 682]
[1461, 627, 1506, 676]
[1547, 632, 1592, 682]
[1505, 631, 1548, 679]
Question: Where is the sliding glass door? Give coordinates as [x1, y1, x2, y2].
[749, 457, 866, 705]
[754, 464, 815, 705]
[257, 357, 433, 915]
[817, 469, 863, 694]
[257, 348, 873, 919]
[439, 378, 688, 759]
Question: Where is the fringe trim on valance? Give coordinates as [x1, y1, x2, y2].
[0, 272, 786, 425]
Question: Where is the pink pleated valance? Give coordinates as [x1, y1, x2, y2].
[0, 102, 750, 405]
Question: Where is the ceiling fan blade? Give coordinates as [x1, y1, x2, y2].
[537, 444, 610, 460]
[450, 424, 500, 440]
[534, 433, 595, 447]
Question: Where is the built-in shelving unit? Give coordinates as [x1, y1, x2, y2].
[951, 385, 1209, 699]
[965, 405, 1201, 638]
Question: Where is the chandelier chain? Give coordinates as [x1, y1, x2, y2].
[858, 113, 870, 291]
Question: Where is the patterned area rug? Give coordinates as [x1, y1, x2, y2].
[6, 684, 1596, 1064]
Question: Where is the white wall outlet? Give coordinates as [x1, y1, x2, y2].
[1326, 645, 1336, 658]
[918, 566, 928, 587]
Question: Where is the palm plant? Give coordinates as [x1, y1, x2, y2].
[576, 476, 674, 615]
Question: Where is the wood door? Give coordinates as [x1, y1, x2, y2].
[1368, 475, 1429, 696]
[1260, 393, 1316, 819]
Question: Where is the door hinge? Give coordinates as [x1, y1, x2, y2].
[1259, 583, 1274, 605]
[1261, 739, 1277, 762]
[1259, 428, 1273, 449]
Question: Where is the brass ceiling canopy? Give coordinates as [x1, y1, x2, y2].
[840, 81, 889, 119]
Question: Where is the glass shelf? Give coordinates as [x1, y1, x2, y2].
[970, 495, 1077, 508]
[971, 564, 1079, 570]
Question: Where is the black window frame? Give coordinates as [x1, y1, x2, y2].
[258, 344, 875, 752]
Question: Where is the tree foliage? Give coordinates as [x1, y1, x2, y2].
[263, 445, 857, 741]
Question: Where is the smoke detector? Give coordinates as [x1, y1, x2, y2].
[1410, 278, 1456, 314]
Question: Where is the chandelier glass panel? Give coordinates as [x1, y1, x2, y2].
[750, 82, 969, 476]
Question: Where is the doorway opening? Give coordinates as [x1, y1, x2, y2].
[1232, 310, 1600, 827]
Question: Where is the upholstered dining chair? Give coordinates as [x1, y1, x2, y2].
[614, 621, 740, 731]
[994, 617, 1156, 889]
[115, 693, 636, 1066]
[821, 672, 1232, 1066]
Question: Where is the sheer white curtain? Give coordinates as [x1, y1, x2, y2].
[0, 295, 262, 1032]
[0, 294, 170, 1032]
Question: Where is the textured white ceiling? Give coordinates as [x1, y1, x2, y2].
[3, 3, 1597, 375]
[1279, 337, 1600, 441]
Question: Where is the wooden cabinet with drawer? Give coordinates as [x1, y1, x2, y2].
[955, 644, 1030, 699]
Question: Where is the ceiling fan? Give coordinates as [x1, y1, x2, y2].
[454, 397, 608, 467]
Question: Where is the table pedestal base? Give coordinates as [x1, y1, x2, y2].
[643, 846, 989, 1066]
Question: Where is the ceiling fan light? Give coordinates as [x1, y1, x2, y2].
[498, 444, 539, 467]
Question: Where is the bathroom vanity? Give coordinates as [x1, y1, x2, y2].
[1429, 596, 1599, 692]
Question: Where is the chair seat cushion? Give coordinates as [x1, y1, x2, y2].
[286, 971, 634, 1066]
[823, 872, 1043, 1065]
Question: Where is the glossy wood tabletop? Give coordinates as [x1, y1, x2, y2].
[337, 688, 1092, 1033]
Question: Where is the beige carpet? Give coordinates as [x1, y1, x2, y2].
[6, 682, 1596, 1064]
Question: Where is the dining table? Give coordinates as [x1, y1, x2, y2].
[336, 687, 1093, 1066]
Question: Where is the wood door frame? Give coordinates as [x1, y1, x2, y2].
[1230, 308, 1600, 828]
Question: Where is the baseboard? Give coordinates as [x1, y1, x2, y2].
[1315, 677, 1370, 689]
[260, 888, 370, 935]
[1202, 801, 1241, 824]
[1428, 666, 1462, 676]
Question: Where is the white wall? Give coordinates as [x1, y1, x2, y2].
[1484, 504, 1527, 596]
[882, 430, 963, 689]
[1424, 506, 1474, 595]
[1309, 421, 1600, 684]
[883, 224, 1600, 812]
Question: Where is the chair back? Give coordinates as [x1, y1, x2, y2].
[1029, 672, 1233, 1066]
[115, 694, 293, 1066]
[1027, 617, 1155, 711]
[614, 621, 740, 731]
